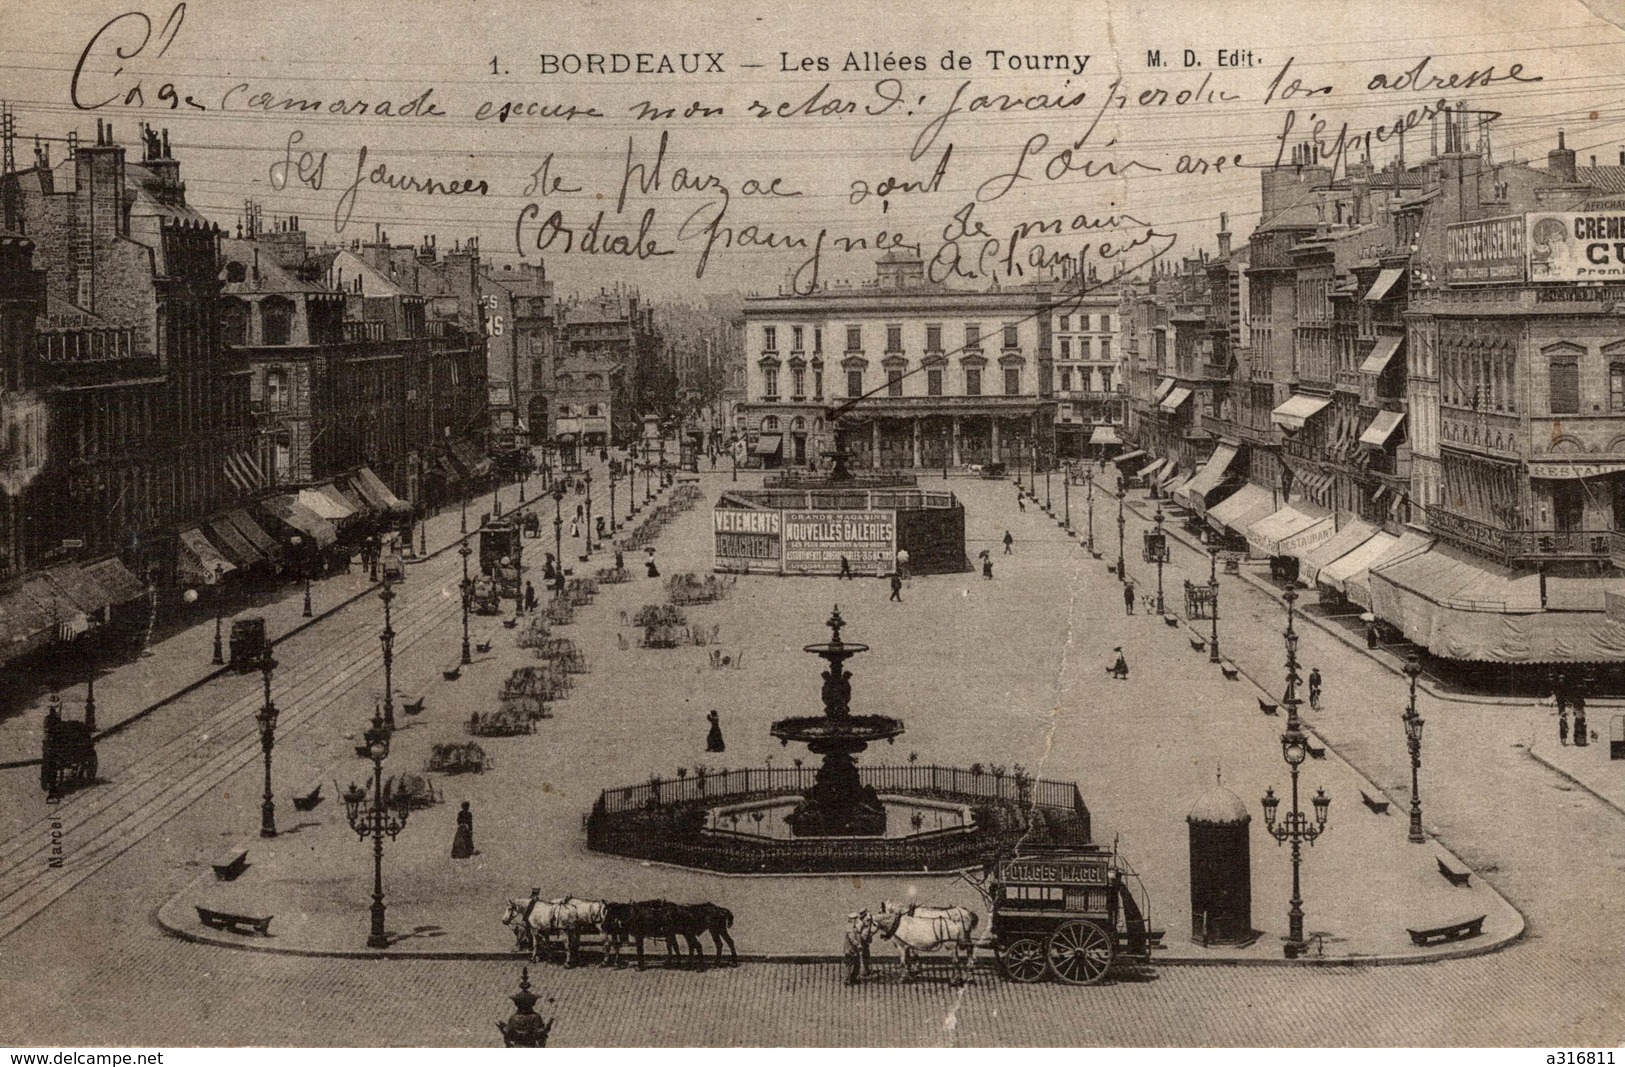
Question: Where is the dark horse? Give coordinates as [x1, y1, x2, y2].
[602, 900, 737, 968]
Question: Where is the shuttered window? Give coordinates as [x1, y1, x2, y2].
[1550, 360, 1580, 414]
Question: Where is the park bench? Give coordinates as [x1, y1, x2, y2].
[1359, 790, 1390, 814]
[291, 784, 323, 812]
[211, 849, 249, 881]
[1406, 914, 1485, 947]
[1306, 743, 1326, 760]
[1188, 634, 1207, 653]
[1436, 857, 1472, 887]
[1219, 661, 1240, 681]
[400, 694, 426, 715]
[195, 905, 272, 937]
[1258, 697, 1279, 716]
[443, 665, 462, 682]
[1163, 614, 1179, 628]
[475, 638, 493, 654]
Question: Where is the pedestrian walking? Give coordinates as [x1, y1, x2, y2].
[1003, 530, 1014, 555]
[706, 709, 726, 753]
[1123, 580, 1136, 615]
[843, 913, 874, 985]
[981, 552, 993, 580]
[1107, 647, 1129, 680]
[838, 555, 853, 579]
[615, 548, 625, 572]
[1308, 668, 1323, 711]
[896, 548, 910, 580]
[1017, 491, 1026, 513]
[1559, 706, 1570, 746]
[595, 516, 606, 541]
[889, 573, 903, 602]
[524, 581, 538, 614]
[645, 547, 660, 578]
[451, 801, 477, 859]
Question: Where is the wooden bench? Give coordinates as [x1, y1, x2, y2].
[211, 849, 249, 881]
[1219, 662, 1240, 681]
[1359, 790, 1390, 814]
[1406, 914, 1485, 947]
[1188, 634, 1207, 653]
[475, 639, 493, 654]
[1258, 697, 1279, 716]
[196, 905, 272, 937]
[1436, 857, 1472, 887]
[1306, 743, 1326, 760]
[400, 694, 426, 715]
[1163, 614, 1180, 628]
[442, 665, 462, 681]
[291, 784, 323, 812]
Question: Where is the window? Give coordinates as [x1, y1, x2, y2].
[887, 325, 902, 352]
[847, 370, 863, 397]
[1100, 313, 1112, 333]
[762, 415, 780, 431]
[763, 368, 779, 397]
[814, 328, 823, 353]
[1550, 359, 1580, 414]
[927, 369, 943, 395]
[1003, 325, 1019, 348]
[266, 369, 287, 412]
[1101, 368, 1113, 392]
[1060, 368, 1073, 392]
[814, 370, 823, 398]
[1059, 315, 1070, 331]
[887, 369, 903, 397]
[965, 368, 981, 396]
[1100, 337, 1112, 360]
[792, 325, 803, 351]
[846, 325, 862, 351]
[1612, 364, 1625, 411]
[557, 372, 574, 390]
[585, 372, 604, 390]
[965, 323, 980, 349]
[587, 404, 600, 417]
[261, 297, 293, 346]
[763, 326, 777, 351]
[1078, 337, 1092, 359]
[558, 403, 572, 416]
[926, 324, 941, 351]
[1059, 338, 1070, 358]
[1004, 367, 1020, 395]
[792, 369, 806, 397]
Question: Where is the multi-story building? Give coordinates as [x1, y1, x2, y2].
[479, 260, 552, 450]
[741, 251, 1056, 471]
[1048, 272, 1124, 459]
[554, 296, 628, 460]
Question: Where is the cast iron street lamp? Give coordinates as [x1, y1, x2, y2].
[1063, 463, 1071, 531]
[256, 647, 279, 838]
[552, 481, 567, 592]
[1403, 655, 1426, 843]
[519, 457, 527, 503]
[644, 441, 655, 503]
[1207, 541, 1222, 664]
[343, 710, 410, 950]
[458, 541, 474, 666]
[608, 461, 617, 535]
[289, 535, 312, 617]
[582, 470, 595, 561]
[1143, 505, 1170, 615]
[211, 562, 225, 665]
[378, 571, 397, 729]
[492, 463, 502, 520]
[1115, 486, 1127, 583]
[83, 657, 97, 735]
[941, 428, 949, 480]
[1261, 587, 1331, 959]
[1045, 455, 1052, 512]
[1086, 470, 1097, 554]
[1015, 436, 1024, 492]
[731, 437, 738, 483]
[460, 485, 468, 535]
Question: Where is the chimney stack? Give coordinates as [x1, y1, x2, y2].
[1548, 130, 1578, 183]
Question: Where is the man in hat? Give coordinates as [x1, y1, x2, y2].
[843, 912, 874, 984]
[1123, 578, 1137, 615]
[1108, 648, 1129, 680]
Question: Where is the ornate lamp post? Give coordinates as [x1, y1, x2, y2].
[1115, 486, 1127, 583]
[83, 658, 97, 735]
[1143, 505, 1170, 615]
[1208, 541, 1222, 664]
[1402, 655, 1426, 844]
[1045, 453, 1053, 511]
[378, 572, 397, 729]
[941, 427, 949, 480]
[289, 535, 312, 617]
[731, 437, 738, 483]
[491, 461, 502, 520]
[458, 541, 474, 666]
[1260, 587, 1331, 959]
[582, 469, 595, 560]
[343, 710, 410, 950]
[1015, 436, 1024, 492]
[460, 485, 469, 536]
[607, 461, 618, 534]
[1063, 463, 1072, 531]
[211, 562, 226, 665]
[519, 456, 527, 503]
[552, 481, 567, 592]
[256, 647, 279, 838]
[1086, 469, 1097, 554]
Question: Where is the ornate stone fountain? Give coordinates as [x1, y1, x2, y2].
[769, 606, 903, 836]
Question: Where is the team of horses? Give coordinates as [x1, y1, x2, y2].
[859, 901, 981, 985]
[501, 896, 737, 968]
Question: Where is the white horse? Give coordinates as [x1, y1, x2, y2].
[866, 903, 979, 984]
[501, 897, 609, 966]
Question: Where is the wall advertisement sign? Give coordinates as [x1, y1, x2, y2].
[1443, 215, 1526, 284]
[1528, 212, 1625, 282]
[782, 510, 897, 575]
[714, 508, 782, 572]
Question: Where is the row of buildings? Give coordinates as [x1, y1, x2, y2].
[0, 118, 685, 670]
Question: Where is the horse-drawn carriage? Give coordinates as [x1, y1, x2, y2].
[1184, 579, 1218, 620]
[469, 574, 504, 616]
[40, 699, 97, 794]
[985, 844, 1161, 984]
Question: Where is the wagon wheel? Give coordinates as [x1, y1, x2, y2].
[998, 937, 1048, 983]
[1046, 919, 1113, 985]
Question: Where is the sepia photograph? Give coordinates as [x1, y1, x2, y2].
[0, 0, 1623, 1050]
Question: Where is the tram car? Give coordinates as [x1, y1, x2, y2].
[989, 844, 1161, 984]
[40, 702, 97, 794]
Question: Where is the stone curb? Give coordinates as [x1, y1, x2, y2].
[1525, 743, 1625, 819]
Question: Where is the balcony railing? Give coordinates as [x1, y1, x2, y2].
[1425, 505, 1613, 563]
[36, 328, 135, 363]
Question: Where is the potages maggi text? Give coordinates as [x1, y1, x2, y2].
[782, 510, 896, 576]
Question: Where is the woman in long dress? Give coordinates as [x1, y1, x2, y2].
[451, 801, 476, 859]
[705, 710, 726, 753]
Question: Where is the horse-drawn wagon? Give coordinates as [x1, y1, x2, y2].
[986, 844, 1161, 984]
[40, 698, 97, 794]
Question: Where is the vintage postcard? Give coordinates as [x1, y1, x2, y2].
[0, 0, 1622, 1051]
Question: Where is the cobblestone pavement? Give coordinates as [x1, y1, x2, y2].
[2, 466, 1625, 1046]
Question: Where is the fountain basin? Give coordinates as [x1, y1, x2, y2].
[769, 714, 903, 746]
[704, 794, 975, 841]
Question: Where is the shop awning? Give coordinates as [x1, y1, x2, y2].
[1089, 426, 1122, 446]
[178, 527, 237, 585]
[1151, 378, 1176, 405]
[261, 495, 338, 548]
[352, 467, 412, 514]
[81, 557, 146, 605]
[1206, 482, 1277, 536]
[1271, 394, 1333, 431]
[225, 509, 283, 562]
[206, 516, 264, 568]
[299, 486, 355, 522]
[1112, 449, 1146, 466]
[1138, 457, 1168, 479]
[1156, 462, 1182, 488]
[335, 482, 372, 516]
[0, 579, 60, 655]
[1246, 502, 1334, 557]
[435, 454, 463, 484]
[753, 435, 783, 456]
[1341, 529, 1429, 607]
[1365, 267, 1406, 302]
[1360, 335, 1403, 375]
[451, 438, 493, 478]
[21, 571, 90, 639]
[1299, 518, 1379, 586]
[1159, 387, 1193, 413]
[1359, 409, 1406, 449]
[1175, 442, 1240, 514]
[1164, 471, 1196, 500]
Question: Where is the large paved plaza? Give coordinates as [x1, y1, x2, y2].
[2, 460, 1623, 1046]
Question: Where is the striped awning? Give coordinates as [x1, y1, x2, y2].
[261, 495, 338, 548]
[1272, 394, 1333, 431]
[1138, 457, 1168, 479]
[299, 486, 355, 522]
[178, 527, 237, 585]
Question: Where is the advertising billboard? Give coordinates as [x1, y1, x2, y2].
[781, 510, 896, 576]
[714, 508, 782, 574]
[1443, 215, 1526, 285]
[1528, 212, 1625, 282]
